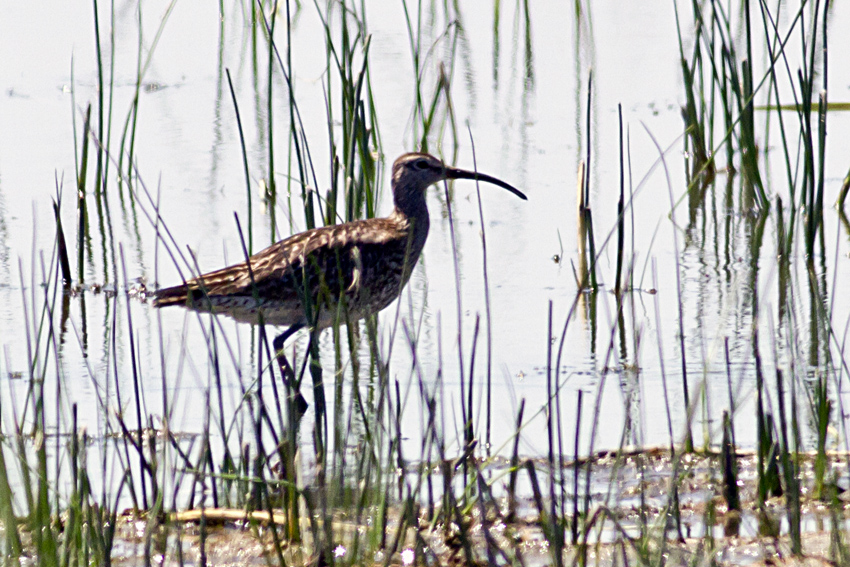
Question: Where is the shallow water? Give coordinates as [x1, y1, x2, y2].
[1, 0, 850, 507]
[87, 451, 850, 566]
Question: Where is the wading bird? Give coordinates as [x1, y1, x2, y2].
[154, 152, 526, 413]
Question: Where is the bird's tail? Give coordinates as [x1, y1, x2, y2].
[152, 284, 190, 307]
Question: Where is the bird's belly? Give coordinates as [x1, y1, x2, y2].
[354, 252, 414, 313]
[201, 295, 309, 327]
[201, 282, 405, 330]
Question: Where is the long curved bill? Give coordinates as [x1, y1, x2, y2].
[445, 166, 528, 200]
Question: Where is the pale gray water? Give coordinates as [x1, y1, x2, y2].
[0, 0, 849, 469]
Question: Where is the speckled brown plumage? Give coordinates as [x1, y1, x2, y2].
[153, 152, 526, 330]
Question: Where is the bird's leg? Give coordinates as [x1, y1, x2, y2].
[273, 324, 309, 419]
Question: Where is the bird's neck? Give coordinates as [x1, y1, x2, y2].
[390, 201, 430, 260]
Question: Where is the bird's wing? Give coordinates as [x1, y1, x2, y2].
[154, 218, 408, 306]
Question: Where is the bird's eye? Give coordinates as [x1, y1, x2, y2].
[413, 158, 429, 171]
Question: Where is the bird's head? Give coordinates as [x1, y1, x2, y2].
[390, 152, 526, 214]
